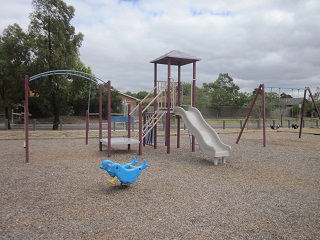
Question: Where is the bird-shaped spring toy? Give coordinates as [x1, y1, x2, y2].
[100, 156, 149, 186]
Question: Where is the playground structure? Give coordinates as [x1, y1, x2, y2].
[100, 50, 231, 164]
[23, 51, 232, 163]
[236, 83, 320, 147]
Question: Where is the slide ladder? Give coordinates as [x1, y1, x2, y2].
[175, 106, 231, 165]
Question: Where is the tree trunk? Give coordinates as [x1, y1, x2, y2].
[4, 107, 11, 129]
[52, 90, 60, 130]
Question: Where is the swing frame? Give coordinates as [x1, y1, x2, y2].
[236, 84, 320, 147]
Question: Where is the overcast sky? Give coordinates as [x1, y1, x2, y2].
[1, 0, 319, 96]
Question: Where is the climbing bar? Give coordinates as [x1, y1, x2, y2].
[265, 85, 308, 91]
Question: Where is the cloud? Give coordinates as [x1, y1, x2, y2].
[1, 0, 319, 95]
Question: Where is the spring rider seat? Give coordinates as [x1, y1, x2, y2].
[100, 156, 149, 186]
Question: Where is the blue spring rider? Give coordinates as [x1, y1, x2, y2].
[100, 156, 149, 186]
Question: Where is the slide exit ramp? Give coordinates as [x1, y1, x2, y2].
[174, 106, 231, 164]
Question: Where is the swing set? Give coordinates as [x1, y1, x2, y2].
[236, 84, 320, 147]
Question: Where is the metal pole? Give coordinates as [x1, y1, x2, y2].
[127, 104, 131, 151]
[262, 84, 266, 147]
[24, 75, 29, 163]
[166, 58, 171, 154]
[308, 88, 320, 119]
[192, 61, 196, 152]
[139, 104, 142, 155]
[177, 64, 181, 148]
[299, 89, 307, 138]
[236, 84, 263, 144]
[154, 63, 157, 149]
[99, 84, 103, 151]
[107, 81, 111, 157]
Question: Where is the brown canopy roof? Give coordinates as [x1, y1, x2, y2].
[150, 50, 201, 66]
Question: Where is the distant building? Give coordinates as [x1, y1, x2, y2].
[118, 93, 140, 107]
[280, 98, 304, 107]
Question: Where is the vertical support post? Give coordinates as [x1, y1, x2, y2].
[139, 104, 143, 155]
[166, 58, 171, 154]
[99, 84, 103, 151]
[85, 110, 89, 145]
[236, 84, 263, 144]
[59, 118, 62, 131]
[308, 88, 320, 119]
[299, 89, 307, 138]
[107, 81, 112, 157]
[177, 64, 181, 148]
[191, 61, 196, 152]
[262, 84, 266, 147]
[24, 75, 29, 163]
[153, 63, 158, 149]
[127, 104, 131, 151]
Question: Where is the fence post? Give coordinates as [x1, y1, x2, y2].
[4, 119, 8, 130]
[287, 119, 290, 128]
[240, 120, 243, 129]
[223, 120, 225, 129]
[257, 119, 260, 129]
[33, 119, 36, 131]
[59, 118, 62, 131]
[272, 119, 275, 128]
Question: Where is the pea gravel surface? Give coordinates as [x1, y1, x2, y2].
[0, 130, 319, 239]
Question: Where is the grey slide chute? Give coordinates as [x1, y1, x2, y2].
[174, 106, 231, 164]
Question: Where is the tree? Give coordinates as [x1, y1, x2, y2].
[210, 88, 232, 117]
[280, 92, 292, 98]
[232, 92, 250, 111]
[135, 91, 149, 100]
[0, 24, 30, 129]
[203, 73, 244, 117]
[205, 73, 240, 94]
[28, 0, 84, 130]
[67, 59, 93, 115]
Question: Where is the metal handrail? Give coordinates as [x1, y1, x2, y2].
[129, 86, 157, 116]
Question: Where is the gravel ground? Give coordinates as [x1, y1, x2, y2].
[0, 130, 319, 239]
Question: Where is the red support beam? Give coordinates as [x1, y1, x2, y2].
[191, 61, 196, 152]
[127, 104, 131, 151]
[236, 84, 263, 144]
[139, 104, 143, 155]
[177, 64, 181, 148]
[166, 59, 171, 154]
[308, 88, 320, 119]
[299, 89, 307, 138]
[107, 81, 111, 157]
[99, 84, 103, 151]
[24, 75, 29, 163]
[262, 84, 266, 147]
[153, 63, 157, 149]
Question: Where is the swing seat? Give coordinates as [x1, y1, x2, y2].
[270, 124, 280, 130]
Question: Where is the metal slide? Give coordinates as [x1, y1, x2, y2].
[174, 106, 231, 164]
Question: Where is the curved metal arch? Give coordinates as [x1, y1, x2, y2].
[29, 70, 106, 84]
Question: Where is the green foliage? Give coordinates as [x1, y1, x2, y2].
[280, 92, 292, 98]
[201, 73, 246, 117]
[28, 0, 84, 129]
[0, 23, 30, 128]
[135, 91, 149, 100]
[0, 0, 124, 127]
